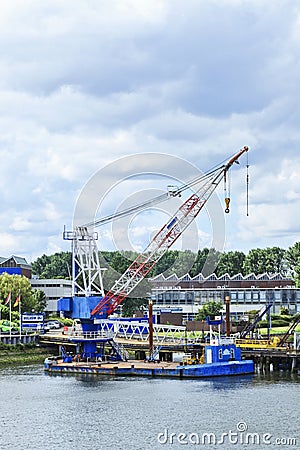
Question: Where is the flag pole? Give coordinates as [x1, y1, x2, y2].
[3, 292, 11, 339]
[9, 294, 12, 342]
[19, 295, 22, 340]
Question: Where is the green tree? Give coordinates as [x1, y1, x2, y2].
[31, 254, 51, 276]
[215, 251, 246, 277]
[195, 300, 223, 321]
[285, 241, 300, 268]
[189, 248, 209, 277]
[150, 250, 179, 277]
[121, 297, 148, 317]
[0, 273, 41, 319]
[189, 248, 223, 277]
[32, 252, 72, 278]
[243, 247, 286, 275]
[32, 289, 47, 312]
[293, 261, 300, 288]
[110, 251, 133, 274]
[163, 249, 196, 277]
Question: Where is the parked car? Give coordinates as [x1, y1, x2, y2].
[44, 320, 63, 330]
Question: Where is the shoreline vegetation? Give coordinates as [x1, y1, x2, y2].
[0, 343, 51, 366]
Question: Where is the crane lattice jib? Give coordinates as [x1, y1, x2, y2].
[91, 146, 248, 317]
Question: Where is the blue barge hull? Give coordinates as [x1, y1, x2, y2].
[44, 360, 254, 378]
[44, 338, 254, 378]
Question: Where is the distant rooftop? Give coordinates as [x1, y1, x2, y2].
[0, 255, 32, 269]
[151, 272, 291, 282]
[150, 272, 293, 289]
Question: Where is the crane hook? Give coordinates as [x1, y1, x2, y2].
[225, 197, 230, 213]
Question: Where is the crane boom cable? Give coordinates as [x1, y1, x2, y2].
[82, 164, 224, 229]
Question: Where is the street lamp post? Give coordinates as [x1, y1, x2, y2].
[225, 293, 231, 337]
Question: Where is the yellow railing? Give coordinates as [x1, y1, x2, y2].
[235, 338, 279, 349]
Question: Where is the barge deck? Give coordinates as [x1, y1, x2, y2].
[44, 358, 254, 378]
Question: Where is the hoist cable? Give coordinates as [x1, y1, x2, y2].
[246, 151, 249, 216]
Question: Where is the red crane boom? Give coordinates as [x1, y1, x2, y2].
[91, 146, 248, 317]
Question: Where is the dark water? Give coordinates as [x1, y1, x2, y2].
[0, 365, 299, 450]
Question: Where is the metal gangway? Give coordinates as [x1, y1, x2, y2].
[95, 320, 205, 344]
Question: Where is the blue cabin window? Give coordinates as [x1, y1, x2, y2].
[230, 348, 235, 360]
[218, 349, 223, 359]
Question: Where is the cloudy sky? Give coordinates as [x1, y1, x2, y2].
[1, 0, 300, 263]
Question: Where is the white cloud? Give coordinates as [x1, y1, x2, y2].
[0, 0, 300, 262]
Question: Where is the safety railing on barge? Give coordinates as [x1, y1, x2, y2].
[92, 320, 205, 344]
[66, 329, 115, 340]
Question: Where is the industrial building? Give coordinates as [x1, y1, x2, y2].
[30, 279, 72, 313]
[31, 272, 300, 318]
[1, 253, 299, 320]
[150, 272, 300, 324]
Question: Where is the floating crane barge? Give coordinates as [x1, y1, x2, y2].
[44, 336, 254, 378]
[46, 147, 254, 378]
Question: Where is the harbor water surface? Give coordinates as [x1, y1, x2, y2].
[0, 364, 299, 449]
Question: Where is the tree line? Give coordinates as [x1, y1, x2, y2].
[2, 243, 299, 320]
[31, 242, 300, 286]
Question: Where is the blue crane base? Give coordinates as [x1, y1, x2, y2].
[58, 296, 126, 361]
[61, 336, 126, 363]
[58, 295, 109, 321]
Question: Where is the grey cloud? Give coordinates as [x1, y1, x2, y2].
[0, 0, 300, 259]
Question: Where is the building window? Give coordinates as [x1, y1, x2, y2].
[172, 296, 179, 304]
[274, 292, 281, 300]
